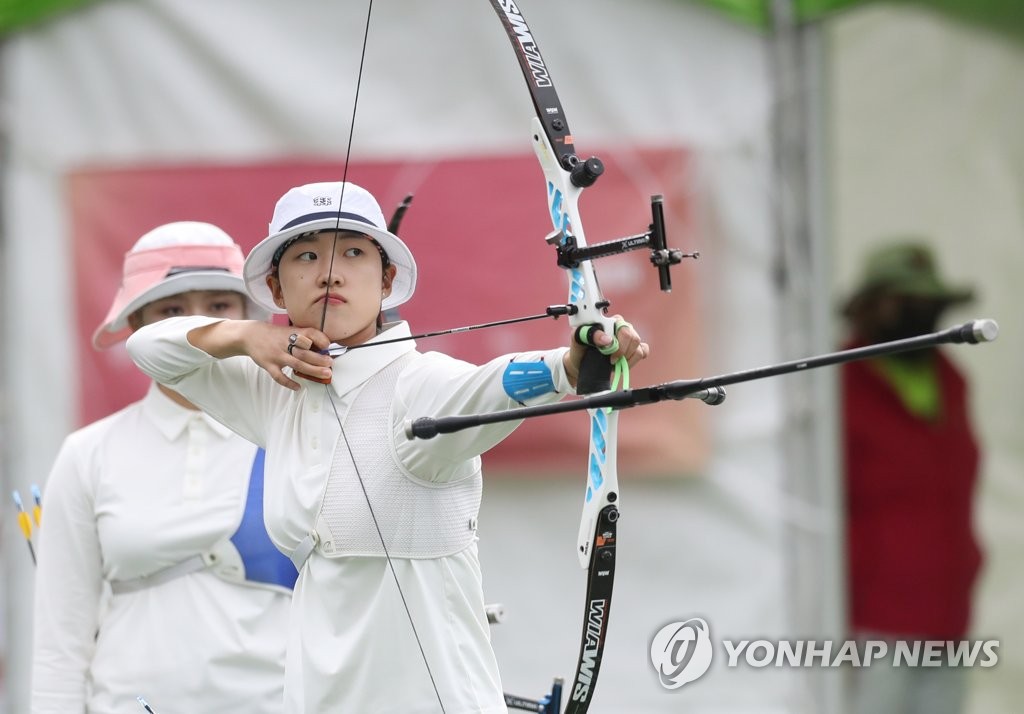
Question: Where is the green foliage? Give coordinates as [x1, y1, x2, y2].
[687, 0, 1024, 38]
[902, 0, 1024, 41]
[1, 0, 1022, 43]
[687, 0, 872, 28]
[0, 0, 97, 36]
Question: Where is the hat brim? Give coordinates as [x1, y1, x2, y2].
[841, 282, 975, 317]
[93, 272, 270, 349]
[243, 217, 417, 315]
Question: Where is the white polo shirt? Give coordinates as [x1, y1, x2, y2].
[32, 384, 290, 714]
[127, 317, 571, 714]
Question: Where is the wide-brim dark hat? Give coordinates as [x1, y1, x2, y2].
[842, 241, 974, 316]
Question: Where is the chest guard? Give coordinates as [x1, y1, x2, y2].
[218, 448, 299, 591]
[312, 353, 482, 560]
[110, 448, 297, 595]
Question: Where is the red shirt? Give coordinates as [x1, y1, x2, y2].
[843, 349, 981, 639]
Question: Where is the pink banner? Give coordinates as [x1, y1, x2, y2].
[70, 151, 706, 475]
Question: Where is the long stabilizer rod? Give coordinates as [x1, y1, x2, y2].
[406, 319, 998, 440]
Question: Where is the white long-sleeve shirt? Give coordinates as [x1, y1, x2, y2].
[32, 384, 290, 714]
[127, 317, 572, 714]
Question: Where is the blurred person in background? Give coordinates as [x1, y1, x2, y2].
[31, 223, 296, 714]
[841, 241, 981, 714]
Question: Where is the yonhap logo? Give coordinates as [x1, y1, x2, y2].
[649, 615, 999, 694]
[650, 618, 714, 689]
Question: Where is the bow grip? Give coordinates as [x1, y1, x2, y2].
[574, 324, 612, 395]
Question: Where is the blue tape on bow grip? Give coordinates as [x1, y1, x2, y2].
[574, 324, 612, 394]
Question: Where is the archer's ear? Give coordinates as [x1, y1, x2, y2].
[382, 264, 397, 294]
[267, 273, 287, 310]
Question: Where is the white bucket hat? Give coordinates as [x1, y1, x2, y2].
[93, 222, 270, 349]
[243, 181, 417, 315]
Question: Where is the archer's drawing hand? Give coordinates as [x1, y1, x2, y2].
[188, 320, 333, 390]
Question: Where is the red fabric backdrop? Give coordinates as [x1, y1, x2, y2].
[69, 151, 706, 475]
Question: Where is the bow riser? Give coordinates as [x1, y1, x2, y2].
[530, 117, 621, 569]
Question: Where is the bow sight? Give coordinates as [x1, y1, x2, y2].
[546, 194, 698, 293]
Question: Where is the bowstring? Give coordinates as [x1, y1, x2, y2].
[320, 1, 446, 710]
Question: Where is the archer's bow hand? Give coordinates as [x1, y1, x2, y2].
[563, 314, 649, 389]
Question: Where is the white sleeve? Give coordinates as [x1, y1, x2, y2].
[394, 349, 571, 482]
[125, 316, 275, 446]
[126, 315, 223, 383]
[31, 435, 102, 713]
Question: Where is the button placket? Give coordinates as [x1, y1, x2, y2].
[184, 415, 207, 499]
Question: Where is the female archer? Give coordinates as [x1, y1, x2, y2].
[127, 181, 648, 713]
[32, 223, 295, 713]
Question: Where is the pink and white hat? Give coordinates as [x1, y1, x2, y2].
[243, 182, 417, 315]
[93, 222, 269, 349]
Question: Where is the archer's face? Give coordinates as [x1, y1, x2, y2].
[866, 293, 946, 342]
[130, 290, 246, 329]
[268, 231, 396, 345]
